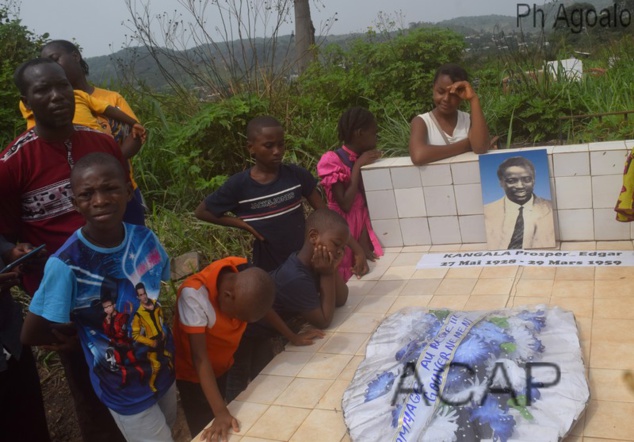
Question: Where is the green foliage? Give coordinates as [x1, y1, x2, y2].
[146, 205, 250, 261]
[0, 4, 48, 145]
[374, 105, 411, 157]
[475, 33, 634, 146]
[299, 28, 466, 122]
[131, 94, 269, 208]
[102, 23, 634, 268]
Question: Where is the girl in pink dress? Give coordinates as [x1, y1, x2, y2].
[317, 107, 384, 282]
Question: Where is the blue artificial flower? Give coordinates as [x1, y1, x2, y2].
[469, 396, 516, 442]
[391, 404, 403, 428]
[529, 335, 545, 354]
[395, 339, 426, 363]
[471, 322, 514, 351]
[517, 310, 546, 332]
[453, 335, 491, 366]
[444, 363, 473, 391]
[364, 371, 396, 402]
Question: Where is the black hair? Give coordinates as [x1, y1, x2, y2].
[236, 267, 275, 320]
[497, 156, 536, 180]
[41, 40, 90, 76]
[433, 63, 469, 84]
[100, 277, 118, 304]
[134, 282, 146, 293]
[70, 152, 127, 188]
[246, 115, 282, 141]
[306, 208, 349, 235]
[13, 58, 61, 96]
[337, 107, 376, 145]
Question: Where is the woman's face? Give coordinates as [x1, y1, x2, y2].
[41, 44, 83, 86]
[432, 74, 462, 116]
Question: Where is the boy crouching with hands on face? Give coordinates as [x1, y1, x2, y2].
[173, 257, 275, 441]
[225, 208, 351, 401]
[21, 152, 176, 442]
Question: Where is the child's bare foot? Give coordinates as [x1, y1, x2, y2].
[359, 228, 377, 262]
[352, 252, 369, 278]
[365, 250, 379, 261]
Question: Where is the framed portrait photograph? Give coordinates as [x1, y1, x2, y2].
[479, 148, 556, 250]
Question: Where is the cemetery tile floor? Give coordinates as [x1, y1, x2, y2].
[192, 241, 634, 442]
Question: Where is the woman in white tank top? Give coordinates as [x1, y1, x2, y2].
[409, 64, 490, 165]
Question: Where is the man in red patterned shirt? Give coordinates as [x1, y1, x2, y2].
[5, 58, 128, 442]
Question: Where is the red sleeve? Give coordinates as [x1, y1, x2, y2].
[75, 127, 130, 182]
[0, 144, 22, 238]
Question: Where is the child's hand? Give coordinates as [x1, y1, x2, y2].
[246, 225, 265, 242]
[41, 327, 80, 352]
[351, 251, 369, 279]
[357, 149, 381, 168]
[448, 80, 476, 101]
[290, 328, 326, 346]
[131, 123, 147, 143]
[311, 245, 336, 275]
[0, 272, 20, 292]
[4, 243, 48, 272]
[201, 410, 239, 442]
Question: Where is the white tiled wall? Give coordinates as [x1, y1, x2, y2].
[554, 176, 592, 209]
[394, 188, 426, 218]
[458, 215, 487, 243]
[592, 175, 623, 209]
[361, 140, 633, 246]
[423, 185, 457, 216]
[593, 208, 630, 240]
[365, 190, 397, 220]
[454, 184, 484, 215]
[428, 216, 462, 244]
[590, 150, 628, 175]
[399, 218, 431, 246]
[420, 164, 452, 186]
[390, 166, 421, 189]
[553, 152, 590, 176]
[450, 161, 480, 184]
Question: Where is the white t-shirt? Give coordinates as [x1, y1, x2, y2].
[178, 286, 217, 329]
[418, 110, 470, 145]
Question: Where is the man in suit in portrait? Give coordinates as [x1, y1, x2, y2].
[484, 156, 555, 250]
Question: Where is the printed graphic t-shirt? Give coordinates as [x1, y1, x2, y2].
[204, 164, 316, 271]
[29, 223, 173, 415]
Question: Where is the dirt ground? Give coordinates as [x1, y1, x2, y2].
[39, 355, 192, 442]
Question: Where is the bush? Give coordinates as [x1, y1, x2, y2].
[299, 28, 466, 123]
[0, 5, 48, 145]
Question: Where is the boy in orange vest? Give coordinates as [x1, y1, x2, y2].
[173, 257, 275, 441]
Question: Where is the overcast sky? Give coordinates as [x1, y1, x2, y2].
[19, 0, 519, 58]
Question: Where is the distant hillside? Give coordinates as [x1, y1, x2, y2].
[85, 1, 619, 90]
[435, 14, 525, 34]
[87, 14, 518, 89]
[88, 35, 297, 91]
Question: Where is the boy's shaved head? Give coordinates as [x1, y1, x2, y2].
[246, 116, 282, 141]
[306, 208, 349, 235]
[70, 153, 127, 188]
[234, 267, 275, 322]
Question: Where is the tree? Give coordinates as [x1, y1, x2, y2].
[294, 0, 315, 73]
[0, 1, 48, 145]
[122, 0, 296, 106]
